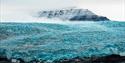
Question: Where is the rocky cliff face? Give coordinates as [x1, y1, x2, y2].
[37, 8, 110, 21]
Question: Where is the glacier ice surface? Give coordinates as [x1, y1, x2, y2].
[0, 21, 125, 62]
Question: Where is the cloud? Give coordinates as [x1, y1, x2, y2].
[0, 0, 125, 21]
[76, 0, 125, 21]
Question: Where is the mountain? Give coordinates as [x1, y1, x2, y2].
[37, 8, 110, 21]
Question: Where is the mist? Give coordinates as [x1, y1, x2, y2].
[0, 0, 125, 22]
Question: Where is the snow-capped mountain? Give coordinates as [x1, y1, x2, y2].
[37, 8, 110, 21]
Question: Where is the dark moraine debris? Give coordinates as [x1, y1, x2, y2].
[0, 54, 125, 63]
[54, 54, 125, 63]
[0, 57, 25, 63]
[0, 57, 10, 63]
[93, 54, 125, 63]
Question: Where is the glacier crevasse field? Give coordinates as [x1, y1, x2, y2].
[0, 21, 125, 62]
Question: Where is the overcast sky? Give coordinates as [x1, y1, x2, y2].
[0, 0, 125, 21]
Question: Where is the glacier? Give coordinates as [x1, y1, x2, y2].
[0, 21, 125, 62]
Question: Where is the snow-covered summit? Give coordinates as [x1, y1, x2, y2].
[37, 8, 110, 21]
